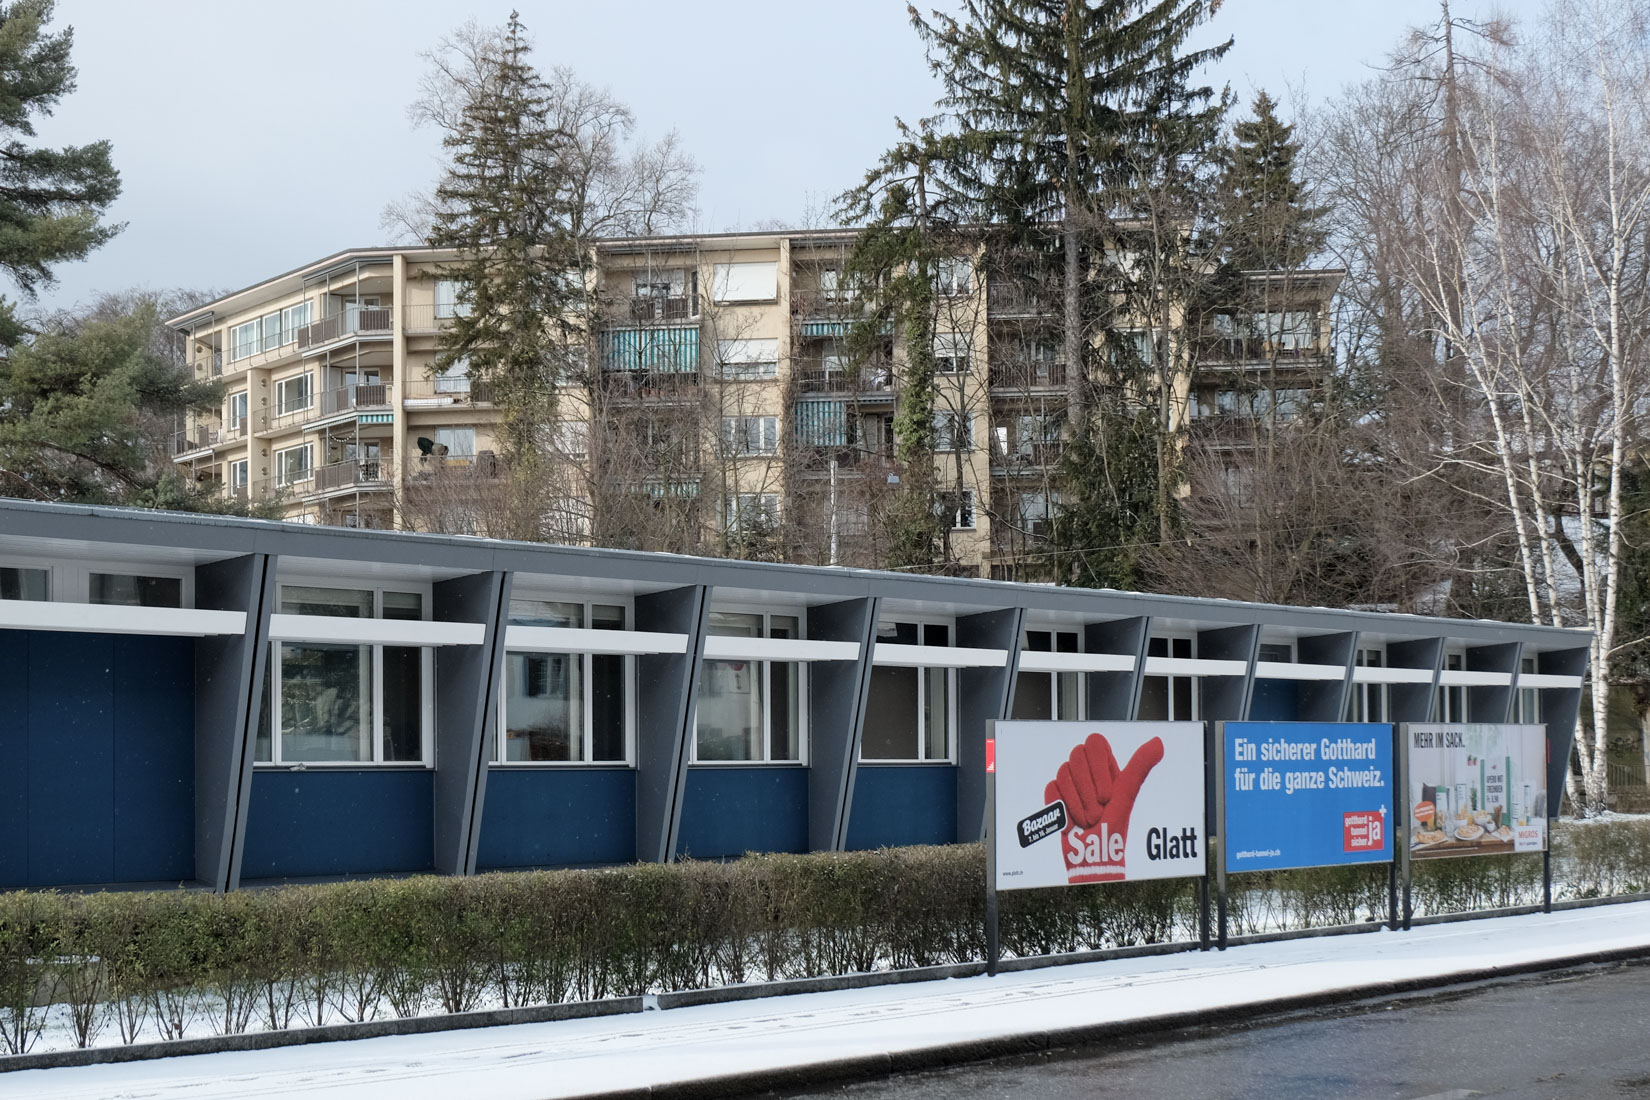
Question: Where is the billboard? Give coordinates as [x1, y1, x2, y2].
[990, 721, 1205, 891]
[1406, 724, 1547, 859]
[1223, 722, 1394, 873]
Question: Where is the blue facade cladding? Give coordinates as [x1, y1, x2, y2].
[1249, 679, 1300, 722]
[241, 770, 434, 880]
[477, 768, 637, 869]
[0, 631, 194, 888]
[677, 767, 809, 859]
[845, 765, 958, 850]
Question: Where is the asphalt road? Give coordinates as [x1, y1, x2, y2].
[778, 960, 1650, 1100]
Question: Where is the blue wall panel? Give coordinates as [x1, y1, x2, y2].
[27, 632, 115, 886]
[677, 767, 809, 859]
[242, 770, 433, 880]
[0, 632, 30, 886]
[845, 765, 958, 851]
[1250, 679, 1300, 722]
[112, 636, 195, 883]
[477, 768, 636, 870]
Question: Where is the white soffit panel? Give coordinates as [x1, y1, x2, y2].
[1015, 651, 1135, 673]
[873, 643, 1008, 668]
[504, 625, 688, 655]
[704, 636, 859, 662]
[270, 614, 484, 646]
[0, 599, 246, 637]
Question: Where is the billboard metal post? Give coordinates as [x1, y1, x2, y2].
[1200, 721, 1214, 951]
[1214, 721, 1228, 951]
[1398, 723, 1413, 930]
[984, 722, 1000, 977]
[1543, 727, 1553, 914]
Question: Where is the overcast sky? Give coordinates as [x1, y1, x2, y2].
[34, 0, 1455, 315]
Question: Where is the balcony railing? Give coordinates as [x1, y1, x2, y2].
[403, 377, 497, 404]
[989, 361, 1068, 390]
[598, 369, 701, 399]
[615, 295, 696, 324]
[991, 440, 1064, 469]
[172, 421, 249, 455]
[315, 382, 390, 418]
[1194, 335, 1324, 365]
[311, 459, 391, 494]
[403, 304, 464, 333]
[796, 367, 894, 396]
[793, 445, 895, 475]
[296, 306, 394, 350]
[987, 281, 1059, 316]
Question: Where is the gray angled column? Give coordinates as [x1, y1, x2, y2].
[1536, 646, 1591, 815]
[1198, 624, 1260, 722]
[1085, 615, 1150, 720]
[807, 596, 879, 852]
[1297, 631, 1358, 722]
[634, 585, 712, 863]
[1466, 641, 1522, 725]
[955, 606, 1026, 845]
[194, 553, 277, 893]
[1387, 637, 1446, 723]
[432, 570, 512, 876]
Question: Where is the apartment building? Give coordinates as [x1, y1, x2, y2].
[168, 234, 1341, 576]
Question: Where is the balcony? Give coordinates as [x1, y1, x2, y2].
[1194, 334, 1325, 367]
[614, 295, 695, 324]
[403, 304, 462, 333]
[403, 376, 497, 405]
[991, 441, 1064, 471]
[598, 369, 700, 401]
[308, 458, 392, 496]
[796, 367, 894, 397]
[989, 361, 1068, 392]
[313, 382, 390, 419]
[296, 306, 394, 352]
[988, 280, 1059, 317]
[793, 445, 895, 477]
[172, 421, 248, 456]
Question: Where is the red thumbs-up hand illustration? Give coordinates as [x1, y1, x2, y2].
[1043, 733, 1165, 883]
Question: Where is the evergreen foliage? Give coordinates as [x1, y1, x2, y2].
[426, 11, 583, 531]
[1219, 91, 1327, 271]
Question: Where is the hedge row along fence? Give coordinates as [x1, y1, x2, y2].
[2, 818, 1648, 1055]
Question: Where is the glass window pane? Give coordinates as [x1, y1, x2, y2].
[878, 620, 918, 644]
[1138, 676, 1169, 720]
[382, 645, 423, 761]
[862, 666, 918, 759]
[1056, 631, 1079, 653]
[1173, 637, 1193, 659]
[383, 592, 423, 620]
[923, 623, 950, 647]
[924, 667, 949, 759]
[591, 653, 626, 761]
[770, 615, 799, 640]
[509, 599, 582, 627]
[708, 611, 762, 637]
[504, 652, 582, 761]
[1012, 671, 1053, 720]
[1173, 675, 1193, 720]
[89, 574, 182, 607]
[1025, 630, 1052, 653]
[0, 567, 49, 601]
[1147, 637, 1168, 658]
[1057, 672, 1082, 720]
[769, 661, 800, 761]
[592, 604, 626, 629]
[697, 659, 762, 760]
[280, 642, 372, 761]
[282, 586, 373, 617]
[255, 665, 272, 762]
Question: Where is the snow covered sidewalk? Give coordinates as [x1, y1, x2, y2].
[9, 901, 1650, 1099]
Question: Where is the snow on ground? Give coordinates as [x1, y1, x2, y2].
[8, 901, 1650, 1100]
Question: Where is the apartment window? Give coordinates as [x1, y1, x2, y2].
[1018, 490, 1058, 537]
[274, 373, 313, 415]
[717, 338, 780, 379]
[1257, 642, 1294, 664]
[257, 586, 430, 765]
[274, 444, 313, 487]
[229, 320, 260, 362]
[1113, 329, 1160, 369]
[725, 493, 780, 535]
[1515, 656, 1541, 724]
[89, 573, 183, 608]
[934, 332, 971, 373]
[227, 391, 248, 431]
[934, 257, 972, 297]
[1139, 636, 1196, 720]
[1438, 650, 1467, 722]
[435, 279, 472, 319]
[934, 412, 972, 453]
[1255, 311, 1314, 352]
[862, 620, 953, 762]
[712, 261, 778, 303]
[434, 358, 470, 393]
[1013, 629, 1082, 721]
[722, 416, 779, 456]
[500, 599, 630, 764]
[229, 459, 249, 496]
[1014, 413, 1061, 457]
[0, 566, 49, 601]
[554, 420, 589, 459]
[935, 489, 975, 530]
[1346, 647, 1386, 722]
[434, 427, 476, 459]
[818, 267, 853, 302]
[282, 300, 313, 338]
[695, 611, 805, 763]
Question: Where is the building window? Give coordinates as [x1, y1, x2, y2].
[1515, 656, 1541, 724]
[274, 373, 313, 415]
[934, 332, 971, 373]
[819, 267, 855, 303]
[724, 492, 780, 536]
[712, 261, 778, 304]
[229, 320, 260, 362]
[500, 600, 630, 764]
[257, 586, 430, 765]
[434, 358, 470, 393]
[227, 390, 248, 431]
[933, 257, 972, 297]
[1255, 310, 1314, 352]
[554, 420, 589, 459]
[229, 459, 249, 497]
[717, 338, 780, 379]
[1438, 650, 1466, 722]
[434, 427, 476, 460]
[435, 279, 472, 319]
[695, 611, 805, 763]
[1139, 636, 1196, 720]
[934, 411, 973, 453]
[0, 566, 49, 601]
[722, 416, 779, 456]
[935, 489, 975, 530]
[1013, 628, 1082, 721]
[1257, 641, 1294, 664]
[275, 444, 313, 487]
[282, 300, 313, 339]
[1347, 647, 1386, 722]
[862, 620, 953, 762]
[89, 573, 183, 608]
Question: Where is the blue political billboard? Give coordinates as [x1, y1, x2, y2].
[1223, 721, 1394, 873]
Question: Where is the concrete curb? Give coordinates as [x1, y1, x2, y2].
[568, 945, 1650, 1100]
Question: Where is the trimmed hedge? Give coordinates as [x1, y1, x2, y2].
[2, 817, 1648, 1054]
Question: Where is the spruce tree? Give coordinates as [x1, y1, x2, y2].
[425, 11, 582, 535]
[0, 0, 122, 346]
[1220, 91, 1326, 271]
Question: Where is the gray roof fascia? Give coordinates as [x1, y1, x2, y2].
[0, 498, 1592, 649]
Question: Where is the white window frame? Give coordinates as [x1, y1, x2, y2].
[935, 488, 975, 530]
[722, 415, 779, 456]
[934, 332, 972, 374]
[1514, 655, 1542, 724]
[934, 411, 973, 453]
[281, 300, 313, 340]
[933, 257, 972, 297]
[1438, 648, 1467, 722]
[435, 279, 472, 319]
[496, 594, 636, 767]
[228, 459, 249, 494]
[262, 581, 436, 768]
[716, 338, 780, 379]
[229, 320, 259, 362]
[1141, 633, 1199, 721]
[862, 616, 957, 764]
[275, 443, 313, 487]
[1016, 626, 1085, 722]
[724, 492, 781, 535]
[691, 605, 810, 765]
[227, 390, 248, 431]
[1348, 646, 1387, 722]
[434, 427, 477, 460]
[274, 372, 313, 415]
[0, 555, 194, 607]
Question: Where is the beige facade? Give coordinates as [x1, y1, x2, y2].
[168, 234, 1339, 575]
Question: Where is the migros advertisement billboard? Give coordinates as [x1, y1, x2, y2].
[989, 721, 1206, 891]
